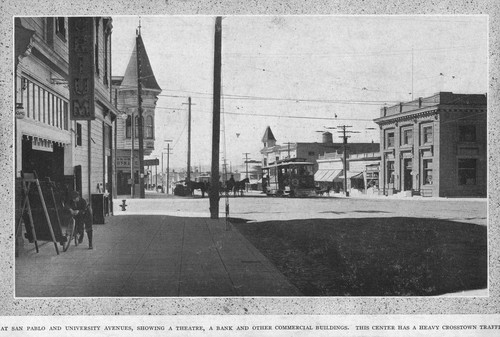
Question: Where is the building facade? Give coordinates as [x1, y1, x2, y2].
[261, 126, 380, 173]
[112, 34, 162, 196]
[315, 152, 380, 195]
[374, 92, 487, 197]
[15, 17, 118, 202]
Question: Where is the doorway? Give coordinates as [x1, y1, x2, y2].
[402, 158, 413, 191]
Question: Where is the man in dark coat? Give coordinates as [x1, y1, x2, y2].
[65, 191, 93, 249]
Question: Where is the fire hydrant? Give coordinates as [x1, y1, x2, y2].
[120, 199, 128, 211]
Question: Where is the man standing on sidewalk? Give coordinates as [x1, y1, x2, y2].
[65, 191, 93, 249]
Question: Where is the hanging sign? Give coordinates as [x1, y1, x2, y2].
[68, 17, 95, 120]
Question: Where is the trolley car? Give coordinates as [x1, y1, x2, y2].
[262, 158, 316, 197]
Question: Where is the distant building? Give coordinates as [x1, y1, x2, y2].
[112, 34, 162, 196]
[260, 126, 380, 172]
[374, 92, 487, 197]
[315, 152, 380, 195]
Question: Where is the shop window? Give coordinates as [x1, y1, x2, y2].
[401, 127, 413, 146]
[459, 125, 476, 142]
[423, 159, 433, 185]
[458, 159, 476, 185]
[76, 123, 82, 146]
[422, 125, 433, 145]
[385, 130, 395, 148]
[55, 17, 66, 40]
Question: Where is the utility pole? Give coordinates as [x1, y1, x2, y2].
[338, 125, 352, 197]
[182, 97, 194, 183]
[166, 143, 171, 194]
[210, 16, 222, 219]
[243, 152, 250, 191]
[136, 27, 145, 199]
[130, 112, 135, 198]
[337, 125, 361, 197]
[161, 139, 172, 193]
[284, 142, 293, 159]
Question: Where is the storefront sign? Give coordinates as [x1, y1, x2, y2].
[116, 155, 140, 170]
[68, 17, 95, 120]
[15, 104, 25, 119]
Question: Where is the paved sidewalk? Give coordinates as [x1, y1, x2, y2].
[15, 215, 301, 297]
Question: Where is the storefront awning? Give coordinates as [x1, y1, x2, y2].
[314, 169, 342, 182]
[18, 118, 72, 145]
[334, 171, 363, 181]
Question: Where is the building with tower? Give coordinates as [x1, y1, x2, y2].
[112, 32, 162, 196]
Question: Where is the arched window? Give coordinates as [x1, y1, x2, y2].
[125, 116, 131, 138]
[146, 115, 154, 139]
[135, 116, 139, 137]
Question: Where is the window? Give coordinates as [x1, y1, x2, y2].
[458, 159, 476, 185]
[95, 18, 100, 76]
[422, 125, 433, 144]
[135, 116, 140, 137]
[387, 161, 394, 184]
[423, 159, 433, 185]
[63, 102, 69, 130]
[308, 151, 315, 156]
[459, 125, 476, 142]
[146, 116, 154, 139]
[402, 128, 413, 146]
[385, 130, 395, 148]
[76, 123, 82, 146]
[126, 116, 132, 138]
[104, 25, 109, 85]
[55, 17, 66, 40]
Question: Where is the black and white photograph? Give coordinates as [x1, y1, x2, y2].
[14, 14, 488, 298]
[2, 1, 499, 335]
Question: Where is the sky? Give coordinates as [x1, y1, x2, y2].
[111, 15, 488, 172]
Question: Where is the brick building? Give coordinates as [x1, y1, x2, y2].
[374, 92, 487, 197]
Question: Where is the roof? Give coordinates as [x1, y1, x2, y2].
[261, 126, 276, 143]
[121, 35, 161, 92]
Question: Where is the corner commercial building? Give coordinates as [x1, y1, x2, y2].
[374, 92, 487, 197]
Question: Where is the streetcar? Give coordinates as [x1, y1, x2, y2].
[262, 158, 316, 197]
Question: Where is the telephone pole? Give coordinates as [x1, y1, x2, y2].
[337, 125, 361, 197]
[210, 16, 222, 219]
[136, 27, 145, 199]
[243, 152, 250, 192]
[182, 97, 194, 183]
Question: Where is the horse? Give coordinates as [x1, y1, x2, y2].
[233, 178, 249, 196]
[186, 180, 209, 198]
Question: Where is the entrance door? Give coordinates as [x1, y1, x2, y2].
[403, 158, 413, 191]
